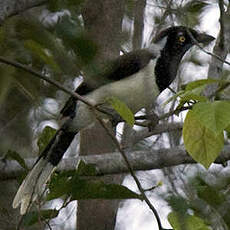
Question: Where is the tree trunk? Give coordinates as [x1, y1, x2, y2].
[77, 1, 125, 229]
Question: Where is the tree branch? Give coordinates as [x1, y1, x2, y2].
[204, 1, 230, 97]
[2, 144, 230, 181]
[122, 122, 183, 149]
[0, 0, 48, 25]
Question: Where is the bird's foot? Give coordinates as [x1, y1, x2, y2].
[146, 112, 159, 132]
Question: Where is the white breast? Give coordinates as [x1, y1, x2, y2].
[71, 60, 160, 132]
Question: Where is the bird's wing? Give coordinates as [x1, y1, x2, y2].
[59, 82, 94, 118]
[60, 49, 156, 118]
[101, 48, 157, 81]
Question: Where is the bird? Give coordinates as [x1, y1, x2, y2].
[12, 26, 214, 214]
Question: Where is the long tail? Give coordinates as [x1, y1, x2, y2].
[12, 129, 76, 215]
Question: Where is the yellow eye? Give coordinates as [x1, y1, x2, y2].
[179, 35, 186, 43]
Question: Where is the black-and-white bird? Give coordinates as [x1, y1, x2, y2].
[13, 26, 214, 214]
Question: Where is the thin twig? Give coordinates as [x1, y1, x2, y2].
[186, 29, 230, 67]
[199, 46, 230, 66]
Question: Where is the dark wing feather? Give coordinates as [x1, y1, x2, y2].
[103, 49, 156, 81]
[60, 49, 156, 118]
[60, 82, 94, 118]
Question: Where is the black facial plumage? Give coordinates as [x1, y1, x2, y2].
[154, 26, 214, 91]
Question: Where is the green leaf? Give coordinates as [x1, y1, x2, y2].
[196, 182, 225, 207]
[167, 196, 190, 214]
[192, 101, 230, 135]
[47, 171, 141, 200]
[168, 212, 210, 230]
[183, 110, 224, 168]
[69, 178, 141, 200]
[47, 171, 73, 200]
[185, 79, 220, 91]
[76, 160, 98, 176]
[176, 89, 207, 110]
[22, 209, 59, 226]
[106, 96, 135, 126]
[37, 126, 57, 153]
[6, 150, 28, 171]
[164, 79, 216, 107]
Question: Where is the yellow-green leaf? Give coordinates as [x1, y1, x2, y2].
[183, 110, 224, 169]
[192, 101, 230, 135]
[168, 212, 210, 230]
[185, 79, 220, 91]
[106, 96, 135, 127]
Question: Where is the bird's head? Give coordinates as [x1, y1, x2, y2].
[153, 26, 215, 56]
[152, 26, 215, 92]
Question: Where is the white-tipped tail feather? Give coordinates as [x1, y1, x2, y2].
[13, 158, 55, 215]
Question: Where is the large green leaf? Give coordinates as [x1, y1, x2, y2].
[192, 101, 230, 135]
[183, 110, 224, 168]
[168, 212, 210, 230]
[47, 171, 140, 201]
[106, 96, 135, 126]
[70, 178, 141, 200]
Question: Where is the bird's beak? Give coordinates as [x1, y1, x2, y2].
[193, 32, 215, 46]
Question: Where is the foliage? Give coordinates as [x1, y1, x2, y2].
[106, 96, 135, 127]
[165, 170, 230, 229]
[165, 79, 230, 168]
[47, 160, 140, 201]
[17, 161, 141, 227]
[168, 211, 210, 230]
[183, 109, 224, 168]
